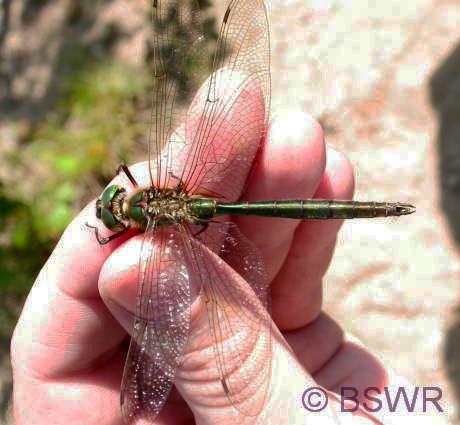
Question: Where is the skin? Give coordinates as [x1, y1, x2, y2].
[11, 74, 434, 424]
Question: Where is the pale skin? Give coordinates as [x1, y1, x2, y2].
[12, 108, 418, 424]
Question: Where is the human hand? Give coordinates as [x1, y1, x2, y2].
[12, 105, 416, 425]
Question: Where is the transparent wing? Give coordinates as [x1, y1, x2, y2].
[151, 0, 271, 202]
[136, 0, 272, 419]
[184, 223, 272, 416]
[148, 0, 209, 189]
[181, 0, 271, 200]
[120, 221, 192, 423]
[198, 221, 270, 309]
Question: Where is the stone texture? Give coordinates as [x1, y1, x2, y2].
[267, 0, 460, 422]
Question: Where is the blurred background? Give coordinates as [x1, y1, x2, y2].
[0, 0, 459, 423]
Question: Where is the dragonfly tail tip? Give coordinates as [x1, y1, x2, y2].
[392, 203, 416, 216]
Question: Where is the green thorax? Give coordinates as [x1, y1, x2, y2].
[124, 189, 217, 227]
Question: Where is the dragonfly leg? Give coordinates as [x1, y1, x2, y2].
[195, 185, 227, 200]
[192, 220, 221, 238]
[85, 222, 128, 245]
[167, 171, 188, 191]
[193, 222, 209, 238]
[116, 163, 138, 188]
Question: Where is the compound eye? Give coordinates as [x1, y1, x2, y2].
[101, 185, 125, 209]
[95, 199, 102, 219]
[101, 209, 124, 232]
[96, 185, 126, 231]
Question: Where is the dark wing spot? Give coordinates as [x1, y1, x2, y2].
[223, 6, 231, 23]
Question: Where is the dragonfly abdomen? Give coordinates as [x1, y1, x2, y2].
[213, 200, 415, 220]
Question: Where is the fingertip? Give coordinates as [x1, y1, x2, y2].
[285, 312, 345, 374]
[268, 110, 326, 185]
[98, 236, 143, 315]
[46, 198, 133, 300]
[317, 148, 355, 199]
[270, 110, 324, 143]
[56, 160, 152, 295]
[315, 332, 389, 395]
[247, 110, 326, 200]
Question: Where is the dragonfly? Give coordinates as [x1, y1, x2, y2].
[87, 0, 415, 422]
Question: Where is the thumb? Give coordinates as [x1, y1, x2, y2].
[100, 231, 340, 425]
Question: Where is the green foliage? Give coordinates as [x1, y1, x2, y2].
[9, 62, 148, 241]
[0, 60, 150, 319]
[0, 185, 51, 321]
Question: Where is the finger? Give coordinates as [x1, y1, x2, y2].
[271, 148, 355, 330]
[313, 333, 392, 425]
[316, 340, 447, 425]
[285, 314, 391, 422]
[164, 68, 266, 202]
[100, 235, 340, 425]
[284, 312, 345, 375]
[284, 317, 389, 425]
[12, 161, 196, 425]
[11, 200, 132, 380]
[11, 197, 137, 423]
[12, 155, 168, 379]
[12, 348, 127, 425]
[235, 111, 326, 280]
[314, 333, 388, 400]
[11, 156, 162, 379]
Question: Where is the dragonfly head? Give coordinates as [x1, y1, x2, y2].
[96, 185, 127, 231]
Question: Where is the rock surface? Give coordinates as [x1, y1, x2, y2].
[267, 0, 460, 423]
